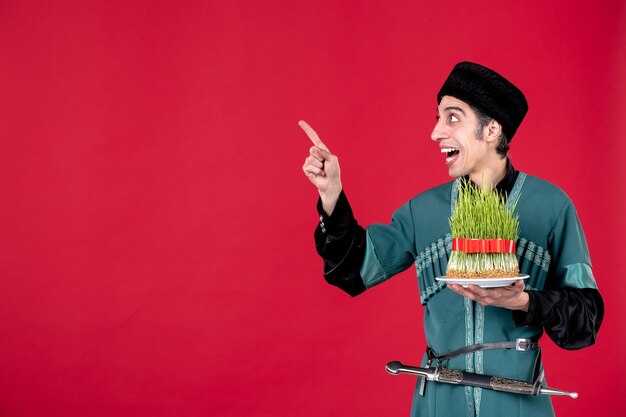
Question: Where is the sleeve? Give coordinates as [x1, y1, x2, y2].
[513, 200, 604, 349]
[314, 191, 367, 296]
[513, 288, 604, 349]
[359, 200, 417, 288]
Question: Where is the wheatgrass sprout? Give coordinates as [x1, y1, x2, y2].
[447, 179, 520, 278]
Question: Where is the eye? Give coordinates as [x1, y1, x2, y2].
[449, 114, 459, 123]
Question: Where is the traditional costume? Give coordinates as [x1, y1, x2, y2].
[312, 63, 603, 417]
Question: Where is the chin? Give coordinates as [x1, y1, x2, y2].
[448, 167, 465, 179]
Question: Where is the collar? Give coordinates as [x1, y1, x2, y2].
[495, 159, 519, 197]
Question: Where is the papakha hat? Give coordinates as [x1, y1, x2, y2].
[437, 62, 528, 141]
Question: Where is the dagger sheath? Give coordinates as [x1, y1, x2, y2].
[386, 361, 577, 399]
[437, 367, 533, 394]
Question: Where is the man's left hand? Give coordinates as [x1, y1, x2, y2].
[447, 280, 529, 311]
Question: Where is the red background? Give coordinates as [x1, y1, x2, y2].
[1, 1, 624, 416]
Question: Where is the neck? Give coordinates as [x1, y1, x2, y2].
[469, 157, 508, 192]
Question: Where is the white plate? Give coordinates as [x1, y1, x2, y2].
[435, 274, 529, 288]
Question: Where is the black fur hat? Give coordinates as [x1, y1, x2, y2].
[437, 62, 528, 141]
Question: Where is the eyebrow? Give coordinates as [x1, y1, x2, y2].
[443, 106, 466, 116]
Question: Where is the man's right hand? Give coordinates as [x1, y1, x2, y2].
[299, 120, 342, 216]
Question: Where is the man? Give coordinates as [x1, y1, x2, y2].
[300, 62, 603, 417]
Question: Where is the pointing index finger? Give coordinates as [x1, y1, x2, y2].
[298, 120, 329, 151]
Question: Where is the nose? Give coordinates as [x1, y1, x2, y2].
[431, 118, 446, 142]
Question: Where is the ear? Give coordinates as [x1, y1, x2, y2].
[485, 120, 502, 144]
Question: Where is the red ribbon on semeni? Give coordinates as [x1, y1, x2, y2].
[452, 238, 516, 253]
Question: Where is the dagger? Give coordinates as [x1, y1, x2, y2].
[386, 361, 577, 399]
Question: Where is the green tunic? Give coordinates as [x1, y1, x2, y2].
[359, 173, 597, 417]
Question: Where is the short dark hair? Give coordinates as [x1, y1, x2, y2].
[471, 105, 509, 159]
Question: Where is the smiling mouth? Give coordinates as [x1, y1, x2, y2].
[441, 147, 460, 162]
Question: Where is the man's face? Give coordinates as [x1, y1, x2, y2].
[431, 96, 489, 179]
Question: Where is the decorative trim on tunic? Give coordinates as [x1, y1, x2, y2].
[517, 238, 551, 273]
[464, 297, 475, 416]
[451, 178, 460, 214]
[416, 234, 452, 305]
[475, 302, 485, 417]
[508, 172, 527, 210]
